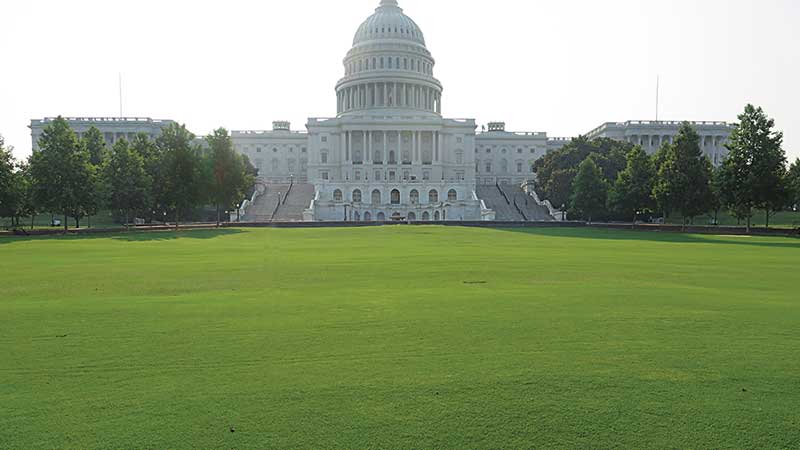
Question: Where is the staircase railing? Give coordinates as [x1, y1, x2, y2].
[282, 179, 294, 206]
[513, 196, 529, 221]
[270, 192, 284, 222]
[496, 182, 511, 205]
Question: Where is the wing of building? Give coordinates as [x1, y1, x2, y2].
[30, 0, 735, 222]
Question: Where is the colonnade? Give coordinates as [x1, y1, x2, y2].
[338, 130, 443, 165]
[337, 82, 441, 114]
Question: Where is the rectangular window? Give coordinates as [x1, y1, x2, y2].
[355, 171, 362, 180]
[486, 163, 492, 173]
[321, 171, 329, 181]
[389, 171, 396, 181]
[423, 171, 431, 181]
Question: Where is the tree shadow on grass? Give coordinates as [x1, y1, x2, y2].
[0, 228, 246, 245]
[494, 226, 800, 250]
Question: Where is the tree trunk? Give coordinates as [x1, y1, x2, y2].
[632, 211, 636, 230]
[216, 203, 221, 227]
[682, 217, 687, 232]
[75, 217, 80, 229]
[31, 215, 34, 230]
[88, 215, 91, 229]
[175, 210, 180, 231]
[746, 216, 751, 234]
[765, 210, 770, 229]
[125, 209, 130, 232]
[64, 213, 68, 233]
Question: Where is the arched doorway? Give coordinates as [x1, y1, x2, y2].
[391, 212, 402, 221]
[408, 212, 417, 221]
[422, 211, 430, 221]
[364, 211, 372, 221]
[354, 211, 360, 221]
[434, 211, 441, 221]
[377, 212, 386, 221]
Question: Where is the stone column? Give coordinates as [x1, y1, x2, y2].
[364, 130, 368, 162]
[383, 131, 388, 164]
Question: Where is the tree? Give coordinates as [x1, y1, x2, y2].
[653, 122, 715, 230]
[83, 126, 108, 167]
[789, 158, 800, 210]
[721, 105, 788, 229]
[0, 136, 33, 228]
[130, 133, 162, 223]
[570, 156, 608, 222]
[105, 139, 151, 230]
[206, 128, 254, 226]
[156, 123, 203, 228]
[29, 117, 97, 230]
[609, 145, 655, 225]
[534, 136, 631, 208]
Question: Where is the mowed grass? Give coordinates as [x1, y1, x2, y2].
[1, 227, 799, 449]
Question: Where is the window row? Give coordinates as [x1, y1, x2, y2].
[477, 147, 540, 155]
[332, 188, 458, 205]
[351, 211, 444, 222]
[475, 160, 535, 174]
[346, 55, 433, 76]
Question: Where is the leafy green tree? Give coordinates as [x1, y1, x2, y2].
[570, 156, 608, 222]
[83, 126, 109, 167]
[0, 136, 32, 227]
[534, 136, 631, 207]
[155, 123, 203, 228]
[29, 117, 97, 230]
[609, 146, 655, 224]
[721, 105, 788, 229]
[206, 128, 254, 226]
[130, 133, 162, 222]
[653, 122, 714, 230]
[789, 158, 800, 210]
[105, 139, 151, 229]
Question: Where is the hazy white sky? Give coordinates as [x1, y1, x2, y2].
[1, 0, 798, 162]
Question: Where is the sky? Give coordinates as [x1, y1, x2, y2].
[1, 0, 798, 162]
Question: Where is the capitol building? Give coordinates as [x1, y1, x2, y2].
[31, 0, 735, 222]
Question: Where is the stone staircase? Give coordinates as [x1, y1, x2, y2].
[242, 184, 290, 222]
[476, 185, 524, 221]
[476, 184, 554, 222]
[273, 183, 315, 222]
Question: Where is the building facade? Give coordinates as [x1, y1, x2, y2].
[30, 117, 175, 152]
[29, 0, 735, 222]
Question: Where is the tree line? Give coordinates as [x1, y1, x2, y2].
[534, 105, 800, 231]
[0, 117, 256, 231]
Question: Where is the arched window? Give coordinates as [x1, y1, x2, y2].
[272, 159, 279, 172]
[389, 150, 396, 164]
[364, 211, 372, 221]
[456, 150, 463, 165]
[321, 151, 328, 164]
[374, 150, 382, 163]
[422, 211, 430, 221]
[377, 212, 386, 221]
[352, 189, 362, 203]
[391, 189, 401, 205]
[429, 189, 439, 204]
[288, 159, 296, 174]
[501, 159, 508, 173]
[516, 161, 523, 173]
[448, 189, 457, 202]
[434, 211, 441, 221]
[372, 189, 381, 205]
[333, 189, 343, 202]
[410, 189, 419, 204]
[408, 212, 416, 221]
[354, 211, 361, 221]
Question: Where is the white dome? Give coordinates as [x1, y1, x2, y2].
[353, 0, 426, 47]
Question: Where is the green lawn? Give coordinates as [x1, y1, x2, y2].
[1, 227, 798, 449]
